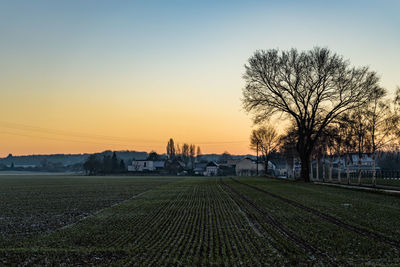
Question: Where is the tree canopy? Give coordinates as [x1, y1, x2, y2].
[243, 47, 380, 181]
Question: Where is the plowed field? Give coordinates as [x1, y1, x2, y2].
[1, 176, 399, 265]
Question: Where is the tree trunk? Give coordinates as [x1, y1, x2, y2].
[296, 133, 313, 182]
[316, 155, 319, 181]
[300, 155, 311, 182]
[310, 156, 313, 181]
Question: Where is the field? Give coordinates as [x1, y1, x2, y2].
[1, 176, 400, 265]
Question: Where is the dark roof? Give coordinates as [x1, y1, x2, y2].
[195, 163, 207, 168]
[153, 161, 165, 168]
[206, 161, 218, 167]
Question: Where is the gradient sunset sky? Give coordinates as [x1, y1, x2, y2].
[0, 0, 399, 156]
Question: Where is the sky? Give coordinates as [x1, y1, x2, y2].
[0, 0, 399, 157]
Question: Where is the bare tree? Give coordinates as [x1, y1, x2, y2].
[242, 47, 379, 181]
[347, 107, 370, 184]
[279, 127, 297, 179]
[365, 88, 399, 186]
[166, 138, 175, 159]
[395, 86, 400, 107]
[196, 146, 202, 162]
[176, 144, 181, 159]
[250, 124, 280, 175]
[312, 140, 326, 181]
[394, 86, 400, 147]
[329, 118, 351, 183]
[338, 114, 357, 184]
[313, 126, 335, 182]
[325, 127, 337, 182]
[182, 143, 190, 166]
[189, 144, 196, 169]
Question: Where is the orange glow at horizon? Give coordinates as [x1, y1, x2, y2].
[0, 117, 255, 157]
[0, 88, 256, 156]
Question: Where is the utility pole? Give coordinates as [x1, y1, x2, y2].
[256, 141, 259, 176]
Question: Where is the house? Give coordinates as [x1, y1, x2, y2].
[217, 159, 240, 176]
[316, 153, 379, 173]
[164, 159, 185, 174]
[204, 161, 219, 176]
[153, 161, 165, 170]
[274, 162, 288, 178]
[127, 160, 165, 172]
[193, 163, 207, 175]
[218, 159, 240, 168]
[235, 158, 277, 176]
[235, 158, 264, 176]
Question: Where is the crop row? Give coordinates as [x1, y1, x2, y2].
[231, 177, 400, 248]
[224, 177, 400, 264]
[3, 176, 400, 265]
[239, 177, 400, 239]
[10, 178, 299, 265]
[0, 176, 178, 247]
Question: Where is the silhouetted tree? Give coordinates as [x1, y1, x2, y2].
[279, 127, 297, 179]
[311, 125, 332, 181]
[111, 152, 119, 173]
[219, 151, 233, 163]
[243, 47, 379, 182]
[102, 155, 112, 174]
[175, 143, 182, 159]
[189, 144, 196, 169]
[119, 159, 126, 173]
[250, 124, 280, 175]
[181, 143, 190, 166]
[346, 107, 370, 184]
[328, 117, 352, 182]
[365, 87, 399, 185]
[335, 113, 356, 184]
[83, 155, 102, 175]
[148, 151, 160, 161]
[395, 86, 400, 147]
[166, 138, 175, 159]
[196, 146, 202, 160]
[395, 86, 400, 108]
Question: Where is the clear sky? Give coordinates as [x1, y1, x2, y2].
[0, 0, 399, 156]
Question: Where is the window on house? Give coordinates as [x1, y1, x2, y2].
[144, 162, 146, 167]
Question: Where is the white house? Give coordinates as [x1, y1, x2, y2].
[193, 163, 207, 175]
[235, 158, 276, 176]
[127, 160, 165, 172]
[316, 153, 379, 173]
[274, 163, 288, 178]
[204, 161, 219, 176]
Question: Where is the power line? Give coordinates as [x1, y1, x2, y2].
[0, 121, 250, 147]
[0, 121, 165, 144]
[0, 130, 134, 147]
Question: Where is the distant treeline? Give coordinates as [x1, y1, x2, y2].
[83, 152, 126, 175]
[0, 148, 257, 174]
